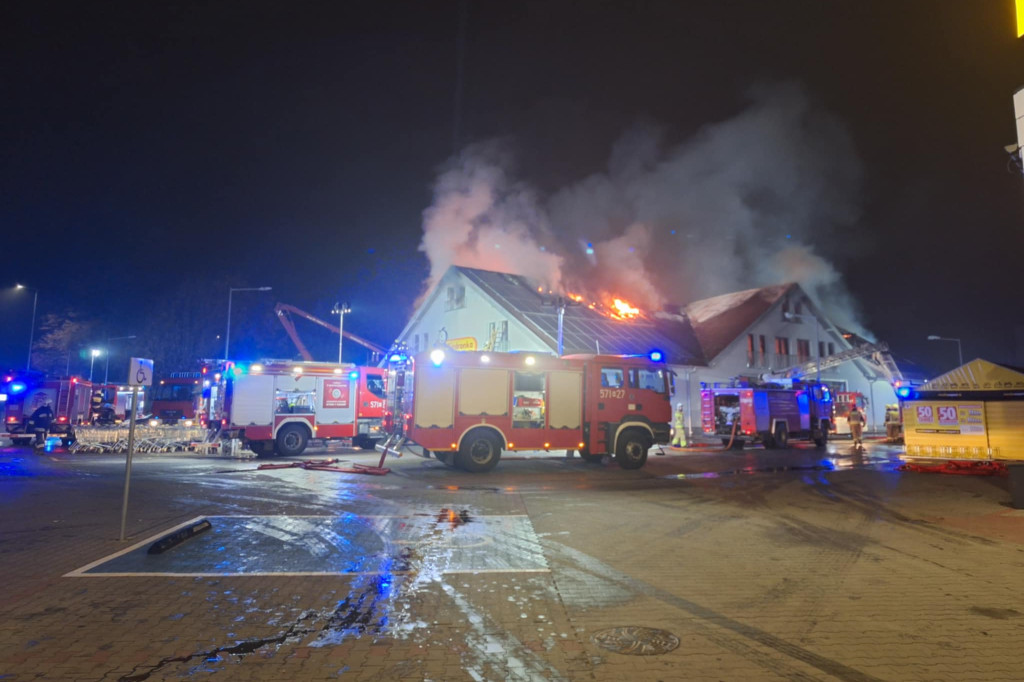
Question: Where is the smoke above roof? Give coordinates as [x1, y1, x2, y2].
[419, 82, 866, 333]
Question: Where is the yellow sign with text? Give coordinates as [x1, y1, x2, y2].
[446, 337, 478, 351]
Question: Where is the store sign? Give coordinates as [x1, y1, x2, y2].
[447, 336, 478, 351]
[910, 402, 985, 435]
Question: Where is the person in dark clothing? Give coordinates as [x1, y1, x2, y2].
[29, 402, 54, 446]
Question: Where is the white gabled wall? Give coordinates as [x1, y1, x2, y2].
[397, 270, 554, 356]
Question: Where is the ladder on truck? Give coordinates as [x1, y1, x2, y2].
[763, 342, 898, 381]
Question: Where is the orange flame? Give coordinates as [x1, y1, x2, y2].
[609, 298, 640, 320]
[567, 291, 643, 320]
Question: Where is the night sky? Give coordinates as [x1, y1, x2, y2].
[3, 1, 1023, 378]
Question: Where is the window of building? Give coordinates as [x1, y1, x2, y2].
[445, 285, 466, 311]
[797, 339, 811, 363]
[828, 342, 835, 356]
[758, 335, 767, 366]
[795, 300, 803, 315]
[818, 341, 826, 358]
[746, 334, 755, 367]
[774, 337, 790, 366]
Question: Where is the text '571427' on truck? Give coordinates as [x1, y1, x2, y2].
[376, 348, 673, 472]
[216, 360, 386, 457]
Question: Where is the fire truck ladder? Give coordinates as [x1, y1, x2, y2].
[763, 341, 899, 382]
[274, 303, 385, 362]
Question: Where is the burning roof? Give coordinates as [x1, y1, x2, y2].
[455, 267, 705, 364]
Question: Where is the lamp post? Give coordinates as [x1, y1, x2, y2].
[104, 335, 137, 384]
[225, 286, 272, 361]
[784, 311, 821, 381]
[15, 284, 38, 370]
[331, 301, 351, 363]
[89, 348, 102, 382]
[926, 335, 963, 367]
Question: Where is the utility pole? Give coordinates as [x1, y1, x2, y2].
[331, 302, 351, 364]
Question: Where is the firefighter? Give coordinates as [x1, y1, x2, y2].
[848, 404, 865, 448]
[671, 402, 687, 447]
[29, 401, 54, 447]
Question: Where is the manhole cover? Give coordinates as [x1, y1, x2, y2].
[591, 626, 679, 655]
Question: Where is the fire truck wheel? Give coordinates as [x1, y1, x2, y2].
[773, 423, 789, 449]
[249, 440, 276, 457]
[813, 422, 829, 447]
[615, 430, 650, 470]
[457, 430, 502, 472]
[276, 425, 309, 457]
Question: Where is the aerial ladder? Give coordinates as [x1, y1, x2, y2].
[274, 303, 385, 363]
[760, 341, 905, 384]
[760, 340, 909, 442]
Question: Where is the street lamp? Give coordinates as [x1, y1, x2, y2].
[926, 335, 963, 367]
[15, 284, 38, 371]
[784, 311, 821, 381]
[225, 286, 272, 361]
[331, 301, 351, 364]
[104, 335, 137, 384]
[89, 348, 103, 382]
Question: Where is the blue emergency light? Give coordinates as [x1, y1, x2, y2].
[896, 386, 912, 399]
[648, 350, 664, 362]
[348, 370, 359, 380]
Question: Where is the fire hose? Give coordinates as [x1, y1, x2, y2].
[723, 420, 740, 450]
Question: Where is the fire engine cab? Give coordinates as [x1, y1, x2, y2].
[217, 360, 386, 457]
[377, 348, 672, 472]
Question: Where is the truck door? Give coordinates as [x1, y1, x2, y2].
[592, 364, 629, 448]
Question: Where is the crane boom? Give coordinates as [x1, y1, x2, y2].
[761, 341, 905, 385]
[274, 303, 385, 362]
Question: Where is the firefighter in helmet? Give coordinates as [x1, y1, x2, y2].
[848, 404, 866, 448]
[671, 402, 687, 447]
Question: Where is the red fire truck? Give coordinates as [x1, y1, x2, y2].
[701, 380, 833, 449]
[149, 371, 205, 424]
[216, 360, 387, 456]
[831, 390, 868, 438]
[376, 348, 672, 472]
[2, 370, 94, 446]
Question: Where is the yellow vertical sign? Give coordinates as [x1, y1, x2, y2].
[1018, 0, 1024, 37]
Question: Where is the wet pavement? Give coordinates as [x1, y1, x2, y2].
[1, 437, 1023, 681]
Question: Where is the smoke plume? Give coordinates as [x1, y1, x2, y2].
[418, 82, 867, 333]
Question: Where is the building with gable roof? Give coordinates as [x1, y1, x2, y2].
[391, 266, 901, 439]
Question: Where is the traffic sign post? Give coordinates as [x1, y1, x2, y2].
[120, 358, 154, 541]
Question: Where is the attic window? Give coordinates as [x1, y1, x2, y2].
[794, 300, 803, 315]
[445, 285, 466, 311]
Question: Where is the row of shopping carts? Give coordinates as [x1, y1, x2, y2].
[69, 425, 220, 454]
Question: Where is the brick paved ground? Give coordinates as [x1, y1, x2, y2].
[1, 441, 1022, 681]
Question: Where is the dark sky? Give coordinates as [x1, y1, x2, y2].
[2, 1, 1023, 377]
